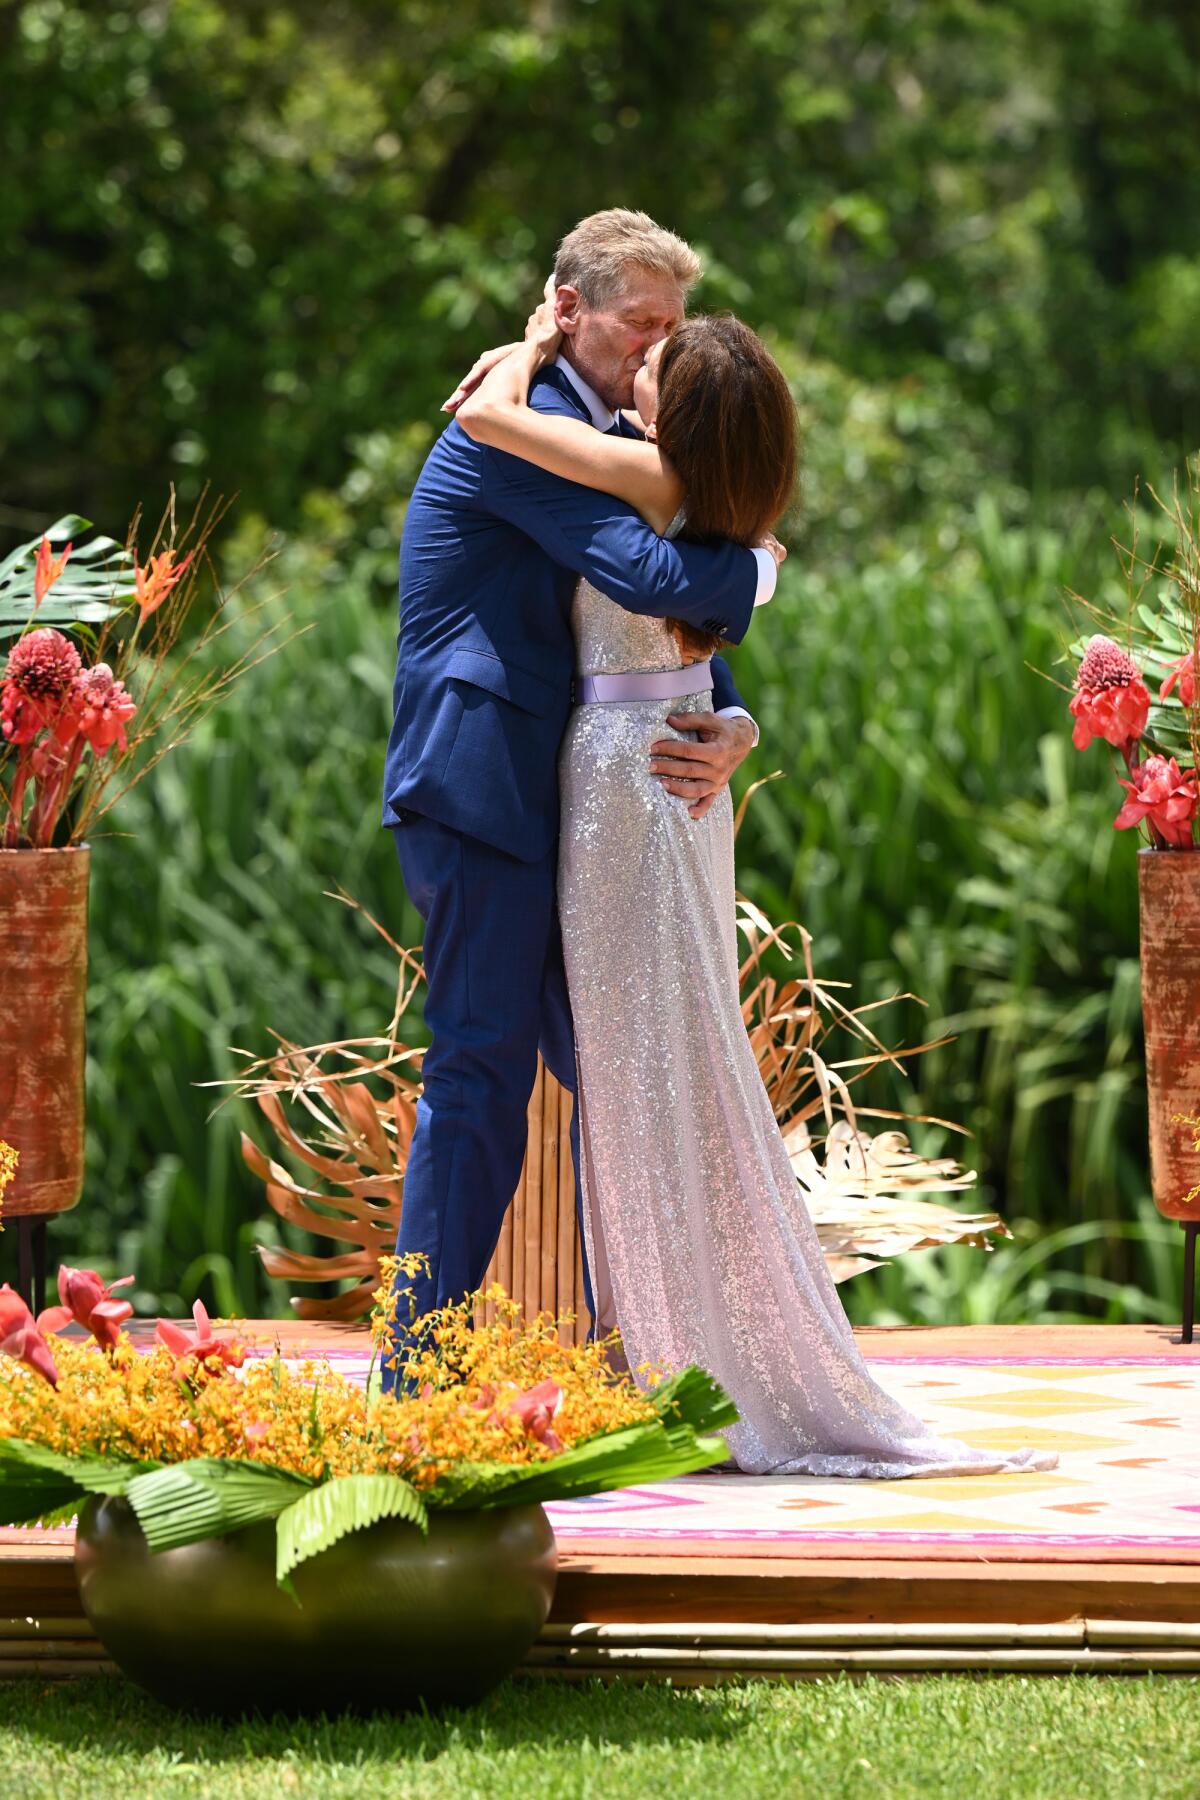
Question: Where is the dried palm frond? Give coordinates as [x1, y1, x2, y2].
[784, 1118, 1008, 1283]
[209, 892, 422, 1319]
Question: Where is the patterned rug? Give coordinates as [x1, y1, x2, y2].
[5, 1343, 1197, 1566]
[543, 1355, 1200, 1564]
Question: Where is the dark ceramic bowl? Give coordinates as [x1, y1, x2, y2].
[75, 1494, 557, 1715]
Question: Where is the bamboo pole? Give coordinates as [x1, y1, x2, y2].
[540, 1071, 560, 1321]
[556, 1086, 576, 1346]
[522, 1061, 544, 1322]
[509, 1099, 528, 1323]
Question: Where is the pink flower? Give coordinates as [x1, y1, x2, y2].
[1159, 653, 1198, 707]
[1069, 635, 1150, 750]
[33, 537, 72, 609]
[504, 1378, 564, 1453]
[57, 663, 137, 755]
[0, 1285, 60, 1387]
[1114, 754, 1200, 848]
[156, 1300, 246, 1382]
[37, 1265, 135, 1351]
[1, 629, 82, 744]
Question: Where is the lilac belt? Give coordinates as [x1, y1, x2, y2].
[574, 660, 713, 705]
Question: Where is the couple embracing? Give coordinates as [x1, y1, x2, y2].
[383, 208, 1053, 1479]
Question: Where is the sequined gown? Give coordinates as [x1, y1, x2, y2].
[558, 573, 1057, 1477]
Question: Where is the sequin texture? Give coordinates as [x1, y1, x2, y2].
[558, 569, 1057, 1477]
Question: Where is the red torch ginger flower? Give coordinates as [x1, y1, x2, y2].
[1114, 754, 1200, 848]
[1069, 635, 1150, 750]
[0, 1285, 60, 1387]
[38, 1265, 135, 1351]
[58, 663, 137, 754]
[33, 536, 72, 609]
[1159, 653, 1198, 707]
[1, 629, 82, 741]
[134, 549, 193, 626]
[156, 1300, 246, 1382]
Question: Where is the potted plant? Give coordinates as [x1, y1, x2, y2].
[1063, 458, 1200, 1338]
[0, 499, 277, 1304]
[0, 1256, 734, 1714]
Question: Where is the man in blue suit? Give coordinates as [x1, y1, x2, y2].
[381, 209, 777, 1351]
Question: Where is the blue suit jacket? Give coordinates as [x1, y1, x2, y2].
[382, 365, 756, 862]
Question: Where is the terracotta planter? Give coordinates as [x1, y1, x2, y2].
[1138, 847, 1200, 1222]
[0, 845, 89, 1217]
[75, 1495, 558, 1715]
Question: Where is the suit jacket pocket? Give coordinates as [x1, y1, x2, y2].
[445, 647, 560, 717]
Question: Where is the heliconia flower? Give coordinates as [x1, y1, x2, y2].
[1114, 754, 1200, 848]
[1159, 653, 1198, 708]
[56, 663, 137, 755]
[504, 1378, 564, 1453]
[33, 536, 72, 608]
[0, 1285, 60, 1387]
[134, 549, 193, 626]
[1069, 634, 1150, 750]
[37, 1265, 135, 1351]
[156, 1299, 246, 1381]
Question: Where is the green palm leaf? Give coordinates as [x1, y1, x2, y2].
[0, 1437, 152, 1524]
[274, 1473, 428, 1583]
[125, 1458, 311, 1555]
[431, 1423, 731, 1511]
[647, 1365, 740, 1435]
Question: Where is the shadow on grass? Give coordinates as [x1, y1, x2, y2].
[0, 1673, 757, 1765]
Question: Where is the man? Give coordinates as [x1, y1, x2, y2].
[381, 208, 778, 1352]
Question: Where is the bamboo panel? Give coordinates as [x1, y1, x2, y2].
[481, 1059, 590, 1344]
[557, 1088, 577, 1346]
[540, 1072, 560, 1321]
[522, 1064, 544, 1321]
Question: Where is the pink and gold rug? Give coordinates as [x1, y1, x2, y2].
[542, 1354, 1200, 1563]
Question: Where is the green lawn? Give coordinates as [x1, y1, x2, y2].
[1, 1673, 1196, 1800]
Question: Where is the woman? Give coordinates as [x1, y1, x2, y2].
[457, 306, 1054, 1477]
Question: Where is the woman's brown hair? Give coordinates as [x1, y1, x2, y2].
[654, 315, 798, 657]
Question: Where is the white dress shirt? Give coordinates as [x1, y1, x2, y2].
[554, 355, 763, 745]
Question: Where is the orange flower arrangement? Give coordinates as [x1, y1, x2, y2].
[0, 1254, 734, 1583]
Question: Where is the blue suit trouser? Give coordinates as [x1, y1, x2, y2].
[385, 812, 590, 1362]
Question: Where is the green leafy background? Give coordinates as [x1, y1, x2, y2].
[2, 0, 1197, 1324]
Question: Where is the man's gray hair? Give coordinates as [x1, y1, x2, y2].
[553, 208, 701, 309]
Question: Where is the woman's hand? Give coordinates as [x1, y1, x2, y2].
[442, 344, 522, 414]
[443, 279, 561, 414]
[758, 531, 787, 568]
[524, 296, 562, 363]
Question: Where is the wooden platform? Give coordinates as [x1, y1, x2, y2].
[4, 1323, 1199, 1677]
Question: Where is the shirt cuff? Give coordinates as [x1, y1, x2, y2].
[751, 547, 778, 606]
[716, 705, 760, 749]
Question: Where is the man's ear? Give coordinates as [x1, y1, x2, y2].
[554, 284, 582, 337]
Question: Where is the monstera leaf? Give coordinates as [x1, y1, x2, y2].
[0, 515, 135, 642]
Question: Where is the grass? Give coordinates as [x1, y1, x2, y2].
[1, 1672, 1197, 1799]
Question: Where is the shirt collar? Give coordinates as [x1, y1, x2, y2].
[553, 354, 618, 432]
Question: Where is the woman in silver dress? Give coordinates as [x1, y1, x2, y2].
[458, 305, 1055, 1478]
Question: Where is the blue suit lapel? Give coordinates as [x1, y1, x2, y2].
[529, 364, 594, 424]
